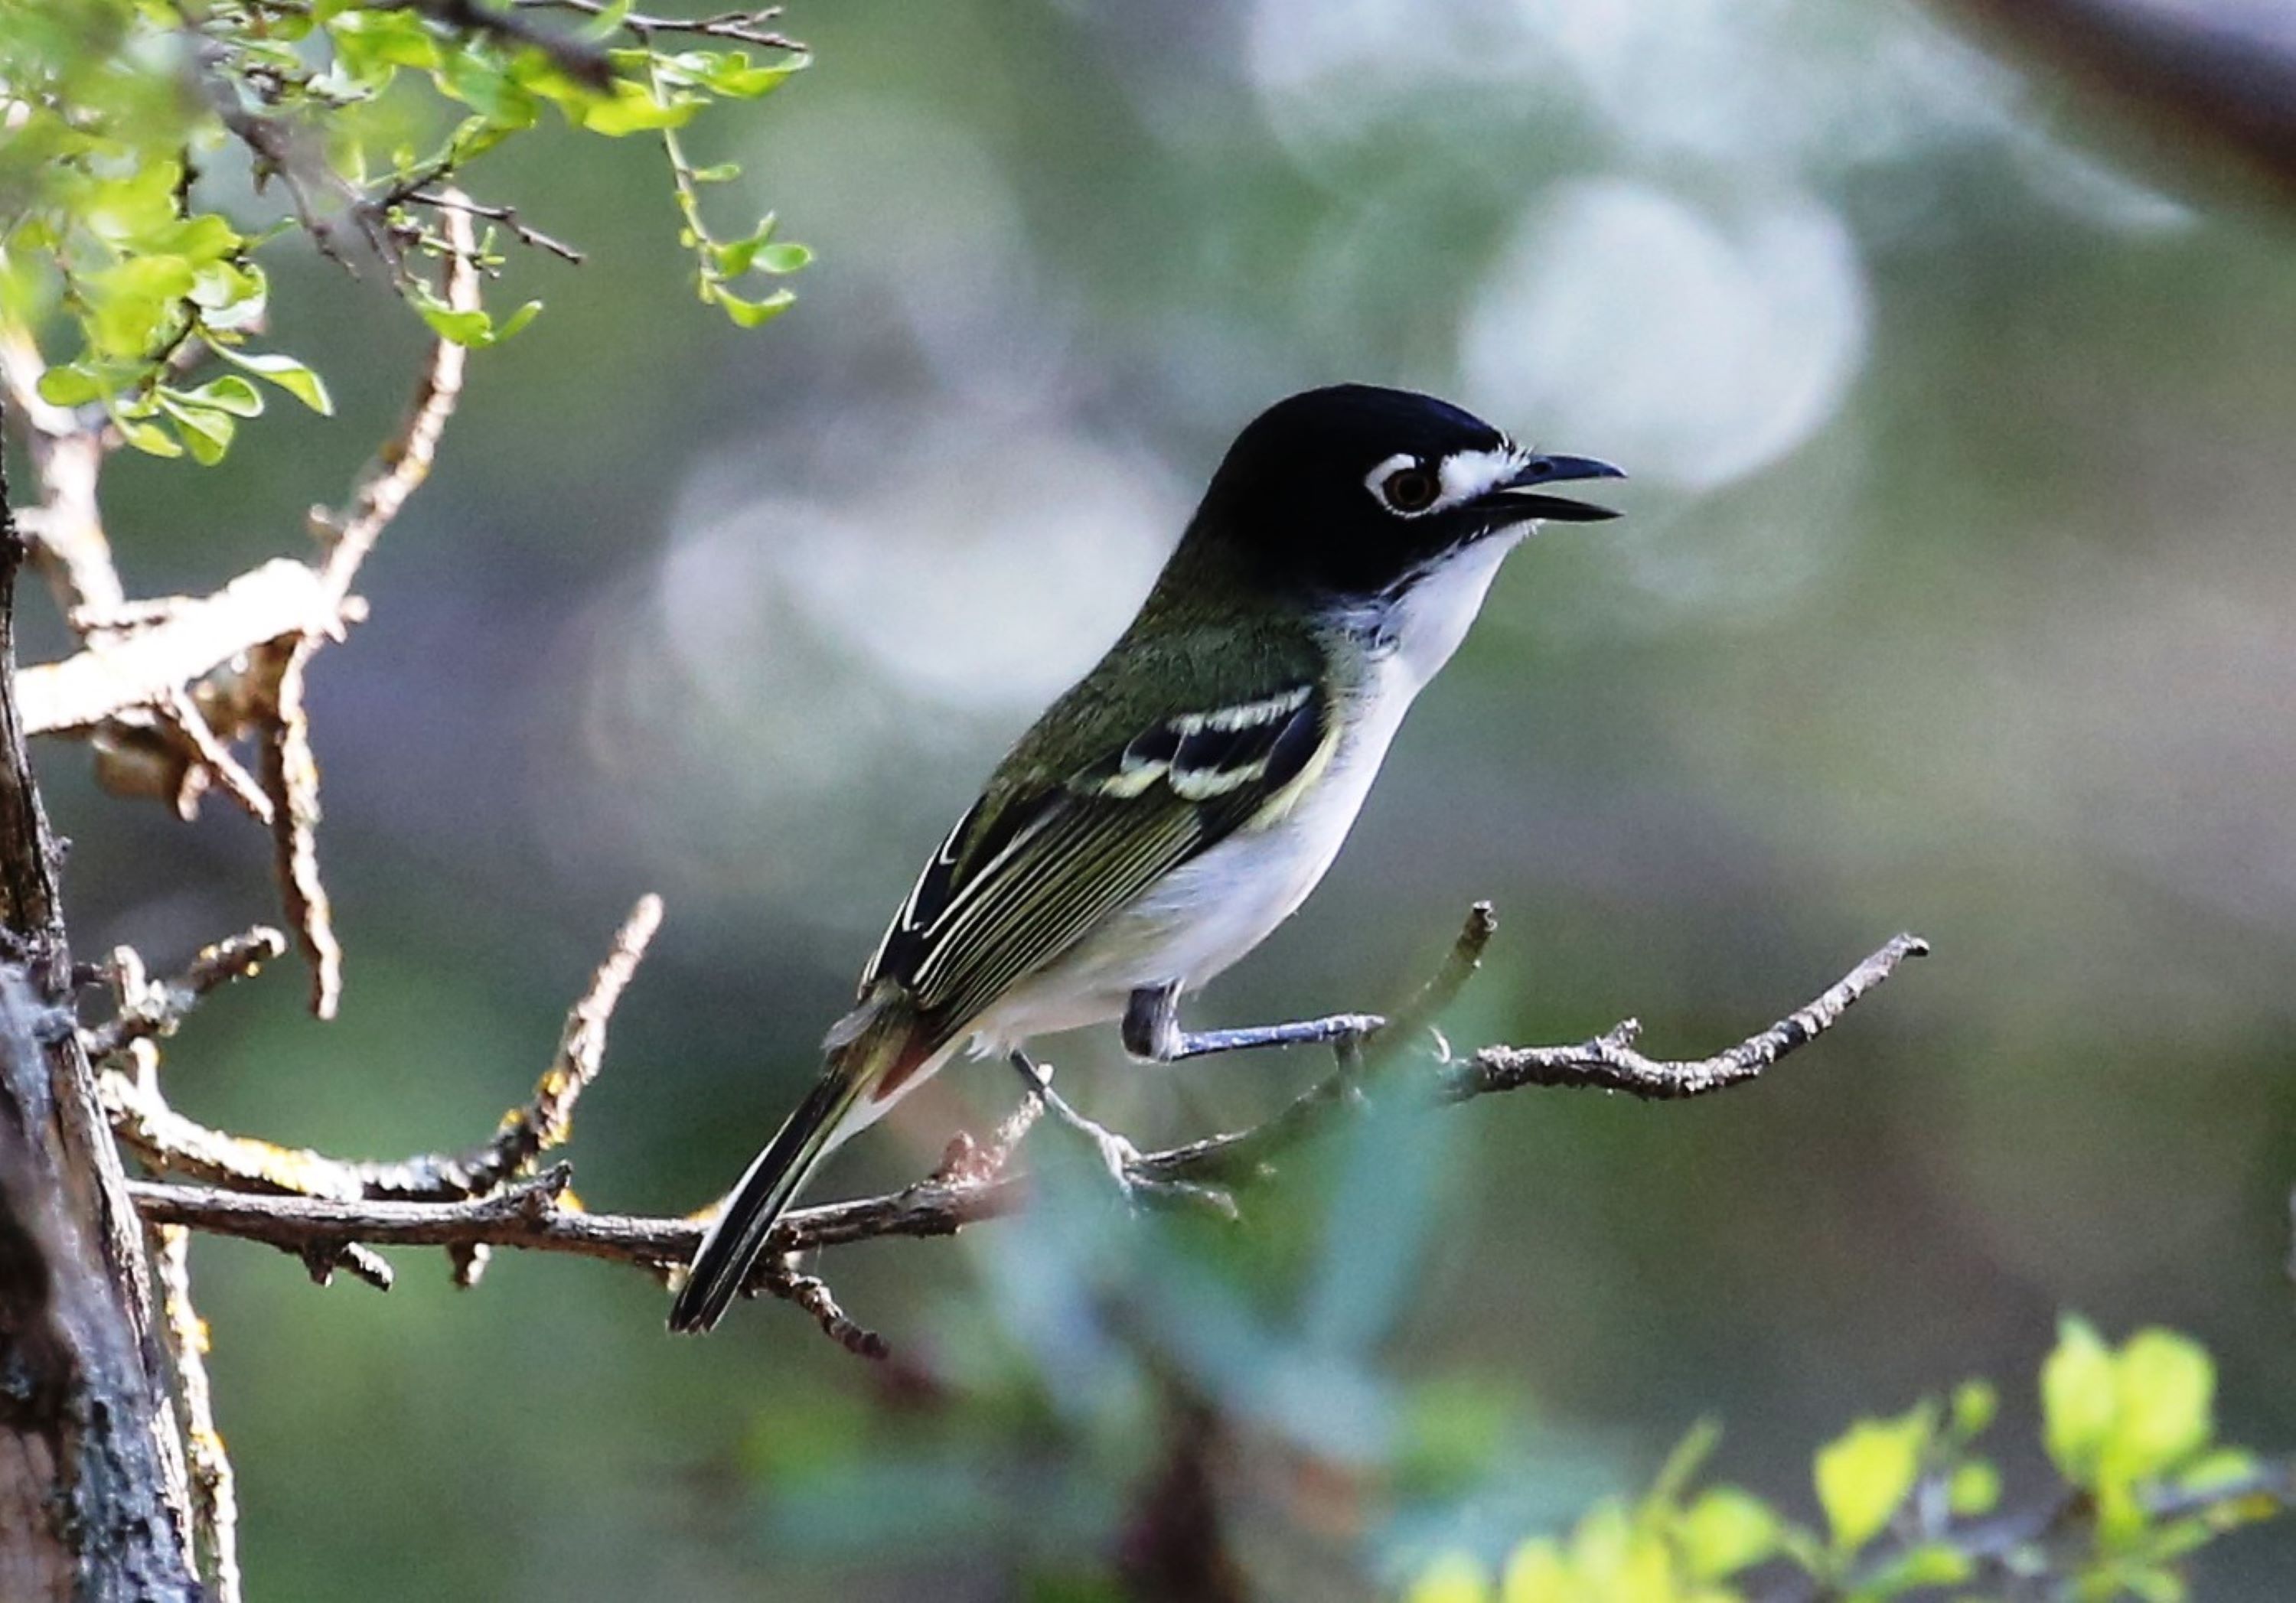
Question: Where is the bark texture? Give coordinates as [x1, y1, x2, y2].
[0, 409, 198, 1601]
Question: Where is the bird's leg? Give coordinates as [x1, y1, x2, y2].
[1007, 1049, 1142, 1191]
[1122, 981, 1384, 1063]
[1005, 1050, 1238, 1222]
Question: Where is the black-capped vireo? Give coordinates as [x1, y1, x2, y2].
[669, 383, 1622, 1332]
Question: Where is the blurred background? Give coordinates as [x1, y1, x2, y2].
[31, 0, 2296, 1595]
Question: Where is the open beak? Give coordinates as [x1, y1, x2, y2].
[1477, 452, 1626, 523]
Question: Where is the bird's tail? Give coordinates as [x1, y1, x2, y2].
[667, 994, 925, 1334]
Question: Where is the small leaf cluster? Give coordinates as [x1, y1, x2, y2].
[641, 44, 811, 326]
[0, 0, 807, 461]
[1404, 1320, 2285, 1603]
[1, 1, 331, 458]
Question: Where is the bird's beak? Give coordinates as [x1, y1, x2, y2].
[1476, 453, 1626, 523]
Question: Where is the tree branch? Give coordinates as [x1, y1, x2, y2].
[124, 921, 1929, 1351]
[0, 324, 126, 621]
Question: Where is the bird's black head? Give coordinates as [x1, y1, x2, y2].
[1185, 384, 1623, 601]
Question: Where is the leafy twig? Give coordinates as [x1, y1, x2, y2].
[512, 0, 803, 51]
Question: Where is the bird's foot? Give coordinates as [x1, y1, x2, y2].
[1006, 1051, 1238, 1222]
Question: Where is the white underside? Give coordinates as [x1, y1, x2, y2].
[832, 531, 1525, 1142]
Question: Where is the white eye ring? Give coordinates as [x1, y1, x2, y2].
[1365, 445, 1531, 520]
[1365, 453, 1441, 517]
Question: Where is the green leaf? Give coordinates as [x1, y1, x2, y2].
[1495, 1540, 1567, 1603]
[158, 396, 234, 464]
[753, 240, 812, 274]
[2175, 1447, 2258, 1494]
[36, 363, 106, 406]
[1950, 1380, 1998, 1440]
[2105, 1329, 2214, 1484]
[149, 213, 242, 264]
[1815, 1406, 1930, 1554]
[2043, 1316, 2118, 1486]
[188, 258, 262, 313]
[81, 254, 194, 357]
[689, 161, 740, 184]
[416, 300, 493, 346]
[1947, 1459, 2001, 1517]
[435, 49, 540, 129]
[1678, 1486, 1781, 1580]
[572, 79, 697, 135]
[706, 283, 794, 327]
[328, 8, 445, 80]
[1848, 1540, 1973, 1600]
[700, 52, 801, 98]
[492, 299, 543, 342]
[217, 350, 334, 415]
[2113, 1563, 2189, 1603]
[80, 158, 183, 246]
[409, 283, 543, 348]
[1650, 1419, 1723, 1509]
[179, 375, 263, 417]
[116, 415, 183, 458]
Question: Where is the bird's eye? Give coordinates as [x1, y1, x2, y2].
[1380, 465, 1439, 514]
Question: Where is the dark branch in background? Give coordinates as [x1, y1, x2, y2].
[1938, 0, 2296, 208]
[390, 0, 617, 88]
[403, 190, 585, 264]
[126, 914, 1929, 1356]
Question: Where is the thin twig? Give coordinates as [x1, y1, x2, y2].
[311, 199, 476, 605]
[197, 43, 360, 273]
[765, 1253, 889, 1360]
[153, 1227, 240, 1603]
[512, 0, 804, 51]
[106, 901, 661, 1204]
[352, 894, 664, 1201]
[1451, 933, 1929, 1101]
[256, 640, 339, 1018]
[256, 198, 480, 1017]
[1361, 900, 1499, 1073]
[403, 190, 585, 264]
[154, 689, 274, 823]
[83, 927, 288, 1064]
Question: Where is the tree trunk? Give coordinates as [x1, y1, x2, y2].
[0, 402, 199, 1598]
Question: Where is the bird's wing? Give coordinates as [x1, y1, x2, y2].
[861, 680, 1333, 1037]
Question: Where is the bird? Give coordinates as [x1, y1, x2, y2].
[667, 383, 1622, 1333]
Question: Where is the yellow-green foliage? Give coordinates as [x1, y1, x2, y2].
[0, 0, 807, 461]
[1405, 1321, 2283, 1603]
